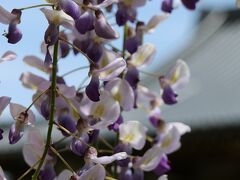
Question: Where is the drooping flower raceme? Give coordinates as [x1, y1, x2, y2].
[0, 0, 199, 179]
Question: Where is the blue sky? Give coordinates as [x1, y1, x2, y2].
[0, 0, 237, 121]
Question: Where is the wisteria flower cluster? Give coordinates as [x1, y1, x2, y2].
[0, 0, 200, 179]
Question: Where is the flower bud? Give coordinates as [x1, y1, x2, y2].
[8, 122, 24, 144]
[6, 23, 22, 44]
[95, 10, 119, 39]
[75, 11, 94, 34]
[59, 0, 81, 20]
[86, 76, 100, 102]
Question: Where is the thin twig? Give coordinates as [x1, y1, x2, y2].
[25, 88, 49, 112]
[17, 160, 40, 180]
[99, 136, 114, 150]
[59, 37, 95, 65]
[50, 146, 75, 173]
[61, 66, 89, 77]
[19, 4, 53, 11]
[53, 122, 92, 148]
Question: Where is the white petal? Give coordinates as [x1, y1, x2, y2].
[166, 122, 191, 135]
[93, 57, 126, 81]
[135, 145, 163, 171]
[91, 152, 128, 164]
[20, 72, 48, 89]
[0, 166, 7, 180]
[57, 169, 73, 180]
[79, 164, 106, 180]
[144, 14, 169, 33]
[23, 56, 50, 73]
[0, 5, 16, 24]
[40, 8, 74, 29]
[0, 51, 17, 63]
[130, 43, 156, 67]
[160, 126, 181, 154]
[105, 78, 134, 111]
[90, 91, 120, 129]
[0, 96, 11, 116]
[165, 59, 190, 91]
[119, 121, 147, 150]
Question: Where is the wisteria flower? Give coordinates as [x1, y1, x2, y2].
[159, 59, 190, 105]
[93, 57, 126, 81]
[41, 8, 74, 29]
[129, 43, 156, 68]
[9, 103, 35, 144]
[80, 91, 120, 129]
[134, 145, 164, 171]
[0, 6, 22, 43]
[105, 78, 134, 111]
[156, 122, 191, 154]
[119, 121, 147, 150]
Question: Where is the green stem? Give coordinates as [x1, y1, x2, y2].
[32, 40, 59, 180]
[19, 4, 53, 11]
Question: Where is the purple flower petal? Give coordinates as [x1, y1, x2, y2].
[181, 0, 199, 10]
[58, 114, 76, 136]
[75, 11, 94, 34]
[95, 11, 119, 39]
[108, 115, 123, 132]
[44, 23, 59, 46]
[39, 163, 56, 180]
[6, 23, 22, 44]
[9, 122, 24, 144]
[59, 0, 81, 20]
[125, 66, 139, 90]
[162, 85, 178, 105]
[153, 154, 171, 176]
[116, 6, 128, 26]
[86, 76, 100, 102]
[70, 134, 89, 156]
[125, 36, 140, 54]
[161, 0, 174, 13]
